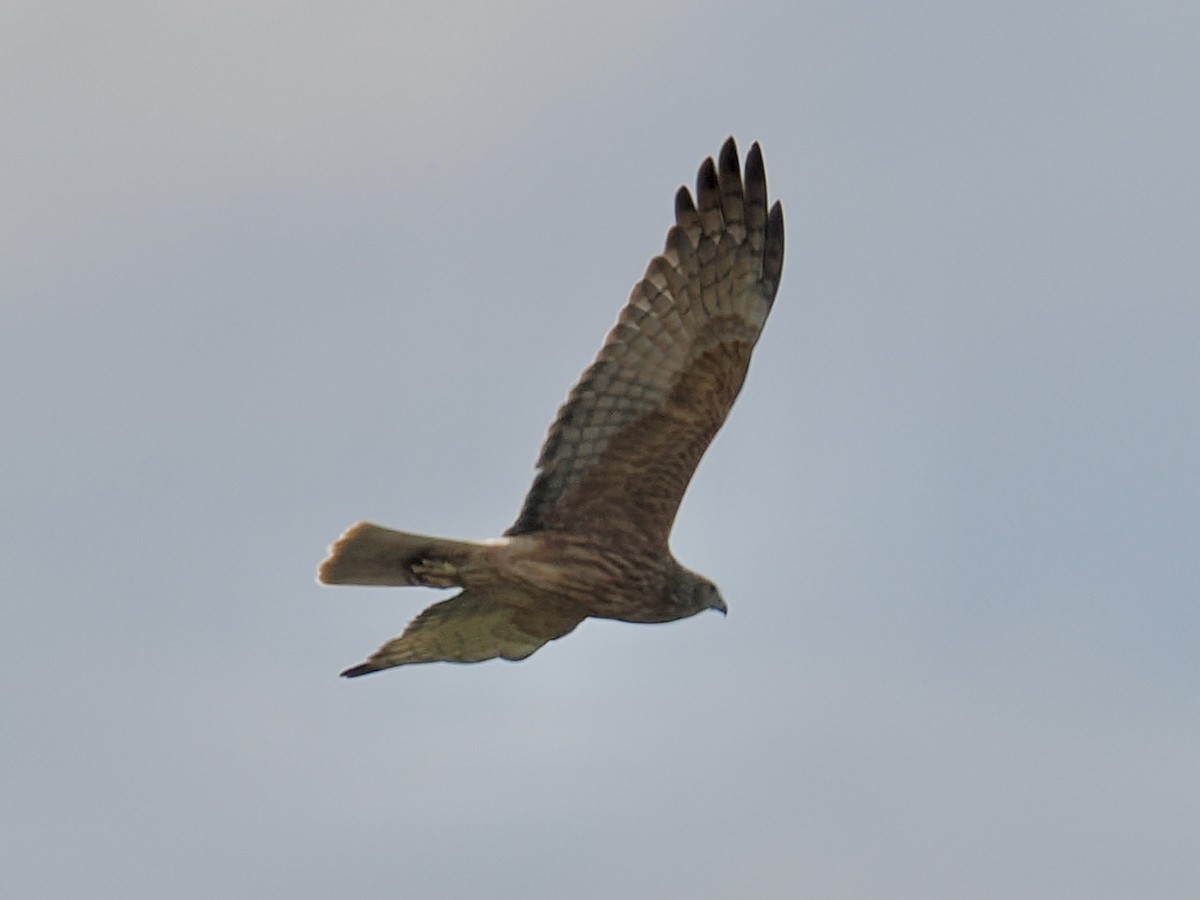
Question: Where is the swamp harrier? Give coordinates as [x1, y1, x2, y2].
[319, 137, 785, 676]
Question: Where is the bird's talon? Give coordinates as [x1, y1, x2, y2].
[412, 559, 459, 588]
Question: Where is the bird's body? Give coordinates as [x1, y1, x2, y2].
[320, 138, 784, 676]
[326, 524, 713, 620]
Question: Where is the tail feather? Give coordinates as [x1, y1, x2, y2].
[317, 521, 481, 586]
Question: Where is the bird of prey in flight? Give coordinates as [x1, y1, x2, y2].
[319, 137, 785, 677]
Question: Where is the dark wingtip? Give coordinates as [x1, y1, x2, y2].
[696, 157, 718, 195]
[745, 142, 765, 182]
[718, 137, 739, 176]
[674, 184, 696, 217]
[763, 200, 785, 294]
[340, 662, 379, 678]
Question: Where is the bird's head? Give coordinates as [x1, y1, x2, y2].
[701, 579, 728, 616]
[673, 568, 727, 619]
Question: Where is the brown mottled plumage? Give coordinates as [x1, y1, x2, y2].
[319, 138, 785, 677]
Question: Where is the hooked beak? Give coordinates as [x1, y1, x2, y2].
[710, 594, 728, 616]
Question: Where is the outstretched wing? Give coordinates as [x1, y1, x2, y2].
[507, 138, 784, 546]
[340, 590, 584, 677]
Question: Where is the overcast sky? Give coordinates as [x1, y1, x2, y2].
[3, 2, 1199, 898]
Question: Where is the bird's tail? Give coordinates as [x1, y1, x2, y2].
[317, 521, 482, 587]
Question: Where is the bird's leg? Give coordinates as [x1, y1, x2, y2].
[411, 558, 461, 588]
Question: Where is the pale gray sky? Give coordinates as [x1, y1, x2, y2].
[3, 2, 1199, 898]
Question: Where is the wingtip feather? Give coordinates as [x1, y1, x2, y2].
[764, 200, 785, 294]
[674, 185, 696, 219]
[745, 142, 765, 181]
[695, 157, 720, 210]
[718, 136, 740, 175]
